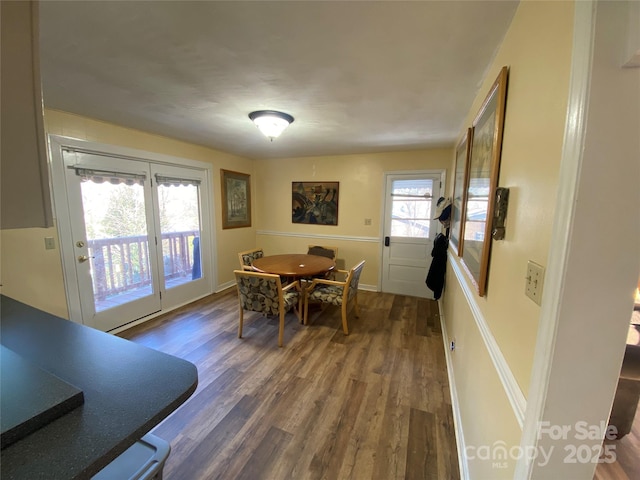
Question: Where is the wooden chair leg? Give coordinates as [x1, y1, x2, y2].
[341, 302, 349, 335]
[238, 307, 244, 338]
[303, 293, 310, 325]
[278, 310, 285, 347]
[296, 294, 303, 324]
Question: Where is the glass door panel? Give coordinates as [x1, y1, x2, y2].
[151, 164, 211, 307]
[390, 178, 434, 238]
[57, 146, 213, 330]
[156, 179, 202, 288]
[80, 177, 153, 312]
[63, 151, 161, 331]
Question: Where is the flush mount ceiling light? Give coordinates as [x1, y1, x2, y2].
[248, 110, 294, 141]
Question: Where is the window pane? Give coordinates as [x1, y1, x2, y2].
[80, 179, 152, 312]
[390, 179, 433, 238]
[157, 183, 202, 288]
[392, 179, 433, 196]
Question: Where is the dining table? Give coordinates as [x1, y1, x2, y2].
[251, 253, 335, 279]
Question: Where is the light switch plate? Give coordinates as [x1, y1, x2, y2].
[44, 237, 56, 250]
[525, 261, 545, 305]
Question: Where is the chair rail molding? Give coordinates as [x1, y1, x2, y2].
[256, 230, 379, 243]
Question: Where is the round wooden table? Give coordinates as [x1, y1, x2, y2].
[251, 254, 335, 278]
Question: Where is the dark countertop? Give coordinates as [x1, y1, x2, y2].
[0, 295, 198, 479]
[1, 345, 85, 449]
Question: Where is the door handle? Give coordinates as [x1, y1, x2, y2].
[77, 255, 94, 263]
[384, 236, 390, 247]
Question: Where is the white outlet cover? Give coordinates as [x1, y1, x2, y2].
[525, 261, 545, 305]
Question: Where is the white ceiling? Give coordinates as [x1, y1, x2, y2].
[39, 1, 519, 160]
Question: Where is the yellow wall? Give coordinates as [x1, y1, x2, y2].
[0, 226, 68, 318]
[0, 110, 256, 317]
[2, 111, 451, 317]
[444, 277, 522, 478]
[442, 0, 574, 477]
[0, 3, 579, 475]
[254, 149, 452, 287]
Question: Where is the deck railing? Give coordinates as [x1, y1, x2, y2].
[87, 231, 199, 301]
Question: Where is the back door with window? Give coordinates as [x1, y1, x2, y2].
[381, 172, 443, 298]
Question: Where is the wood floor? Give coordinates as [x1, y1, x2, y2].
[593, 390, 640, 480]
[594, 317, 640, 480]
[594, 391, 640, 480]
[118, 289, 460, 480]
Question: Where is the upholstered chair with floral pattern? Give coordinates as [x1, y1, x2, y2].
[234, 269, 301, 347]
[237, 248, 264, 270]
[303, 260, 365, 335]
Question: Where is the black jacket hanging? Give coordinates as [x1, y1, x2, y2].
[426, 233, 448, 300]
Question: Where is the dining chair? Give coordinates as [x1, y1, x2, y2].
[233, 270, 302, 347]
[237, 248, 264, 270]
[303, 260, 365, 335]
[307, 245, 338, 280]
[307, 245, 338, 260]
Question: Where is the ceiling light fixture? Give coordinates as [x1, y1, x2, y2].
[248, 110, 294, 141]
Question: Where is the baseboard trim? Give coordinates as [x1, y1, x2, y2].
[109, 291, 212, 335]
[449, 253, 527, 429]
[438, 299, 470, 480]
[216, 280, 236, 293]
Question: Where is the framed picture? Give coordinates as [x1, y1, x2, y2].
[221, 169, 251, 229]
[450, 128, 472, 256]
[460, 66, 509, 296]
[292, 181, 339, 225]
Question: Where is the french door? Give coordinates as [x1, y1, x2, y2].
[381, 171, 444, 298]
[56, 146, 212, 331]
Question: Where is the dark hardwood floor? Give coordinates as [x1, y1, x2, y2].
[594, 317, 640, 480]
[119, 289, 460, 480]
[594, 400, 640, 480]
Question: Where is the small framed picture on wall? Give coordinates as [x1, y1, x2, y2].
[221, 169, 251, 229]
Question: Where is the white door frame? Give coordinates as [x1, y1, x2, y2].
[379, 169, 446, 297]
[48, 135, 217, 327]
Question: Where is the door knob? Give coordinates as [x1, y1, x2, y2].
[77, 255, 93, 263]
